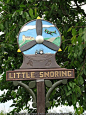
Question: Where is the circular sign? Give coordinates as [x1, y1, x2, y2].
[18, 19, 61, 55]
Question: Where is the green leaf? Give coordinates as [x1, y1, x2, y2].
[69, 82, 72, 87]
[72, 94, 76, 104]
[16, 10, 21, 12]
[83, 33, 86, 42]
[76, 86, 81, 94]
[16, 8, 23, 14]
[5, 21, 8, 28]
[84, 28, 86, 33]
[71, 36, 76, 44]
[7, 0, 10, 3]
[79, 28, 82, 36]
[72, 28, 77, 36]
[79, 45, 83, 52]
[29, 8, 33, 18]
[78, 36, 82, 44]
[78, 76, 84, 85]
[64, 46, 68, 51]
[12, 12, 16, 17]
[68, 53, 71, 58]
[34, 8, 38, 17]
[62, 35, 65, 40]
[82, 28, 86, 43]
[66, 90, 72, 96]
[53, 100, 56, 106]
[68, 45, 71, 52]
[84, 69, 86, 75]
[11, 91, 16, 98]
[64, 61, 69, 66]
[24, 12, 29, 20]
[20, 11, 23, 15]
[20, 4, 26, 7]
[67, 27, 72, 32]
[80, 106, 83, 114]
[74, 53, 77, 58]
[0, 24, 4, 31]
[67, 85, 71, 90]
[81, 86, 84, 92]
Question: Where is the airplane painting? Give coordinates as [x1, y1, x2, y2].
[44, 29, 56, 36]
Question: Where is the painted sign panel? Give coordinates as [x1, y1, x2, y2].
[6, 69, 74, 81]
[18, 20, 61, 55]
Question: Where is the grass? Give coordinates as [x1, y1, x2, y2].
[52, 37, 61, 47]
[44, 38, 50, 40]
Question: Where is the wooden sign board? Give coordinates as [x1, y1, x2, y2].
[6, 69, 74, 81]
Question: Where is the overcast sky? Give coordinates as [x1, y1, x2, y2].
[0, 4, 86, 113]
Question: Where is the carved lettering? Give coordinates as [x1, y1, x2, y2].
[62, 71, 67, 77]
[31, 72, 35, 78]
[50, 71, 54, 77]
[26, 72, 30, 78]
[40, 72, 43, 77]
[55, 71, 58, 77]
[59, 71, 61, 77]
[22, 72, 25, 78]
[7, 70, 74, 80]
[68, 71, 72, 76]
[16, 73, 20, 78]
[9, 73, 13, 78]
[44, 72, 49, 77]
[14, 73, 15, 78]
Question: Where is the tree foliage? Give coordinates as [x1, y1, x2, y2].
[0, 0, 86, 114]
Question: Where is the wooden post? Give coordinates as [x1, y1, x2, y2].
[37, 79, 45, 115]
